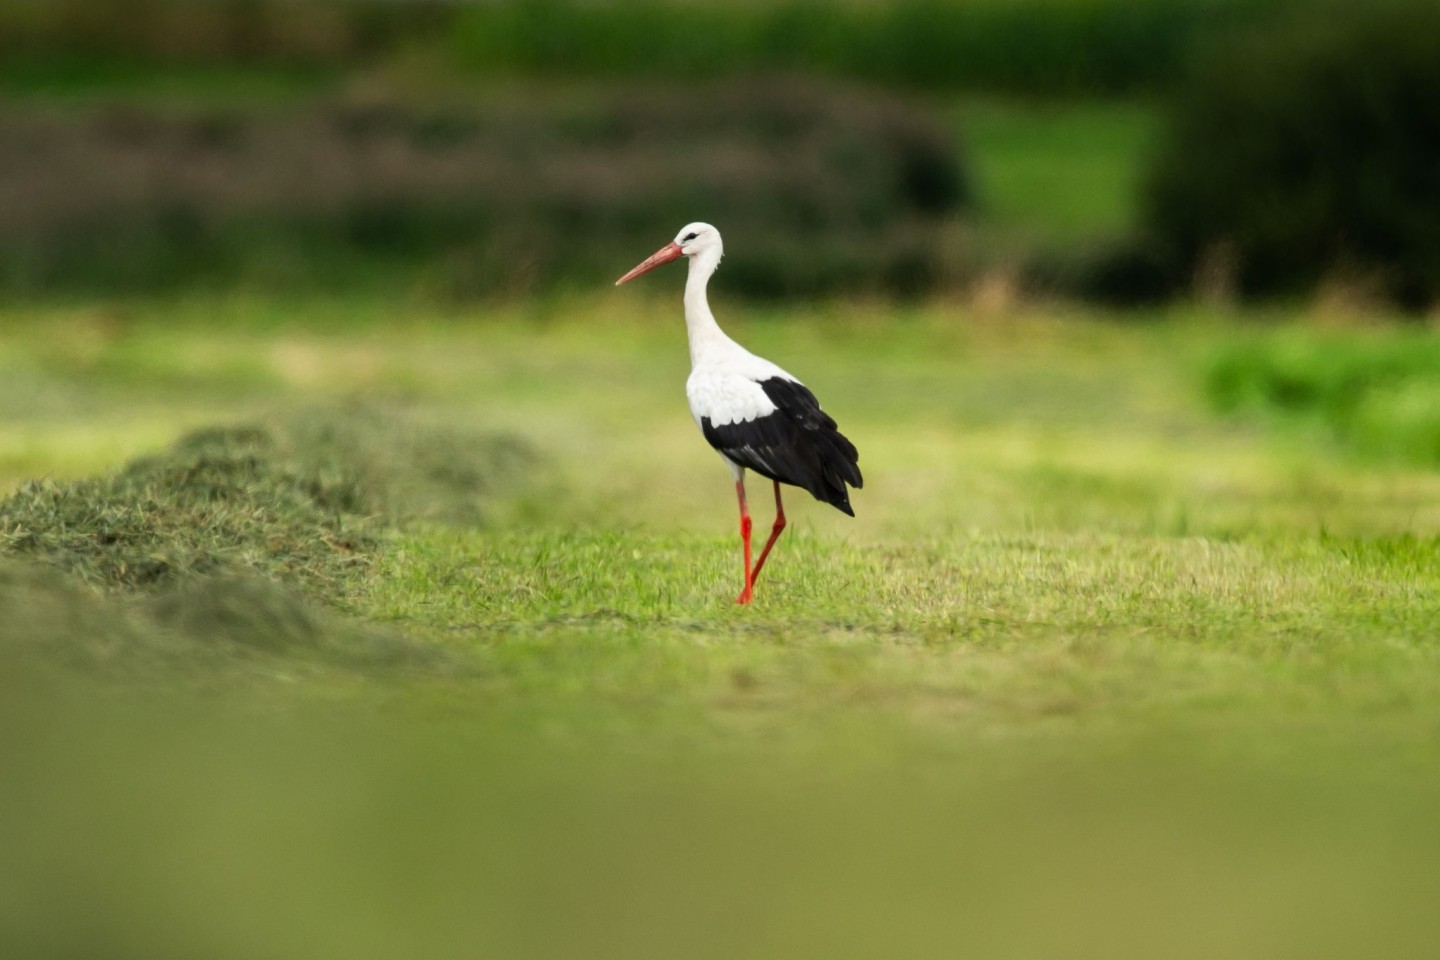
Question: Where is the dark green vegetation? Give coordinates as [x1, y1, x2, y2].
[445, 0, 1287, 95]
[0, 83, 962, 297]
[1, 0, 1294, 96]
[7, 0, 1438, 309]
[5, 297, 1440, 959]
[1146, 1, 1440, 308]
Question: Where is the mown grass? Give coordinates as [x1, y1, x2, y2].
[4, 292, 1440, 958]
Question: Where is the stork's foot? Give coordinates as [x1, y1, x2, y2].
[735, 586, 754, 605]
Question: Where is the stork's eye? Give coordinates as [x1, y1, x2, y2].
[682, 232, 698, 242]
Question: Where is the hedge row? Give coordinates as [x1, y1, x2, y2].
[449, 0, 1298, 96]
[1142, 0, 1440, 310]
[0, 80, 967, 297]
[1, 0, 1298, 97]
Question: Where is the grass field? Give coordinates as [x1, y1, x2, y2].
[4, 290, 1440, 958]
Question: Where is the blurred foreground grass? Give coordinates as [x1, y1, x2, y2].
[4, 292, 1440, 958]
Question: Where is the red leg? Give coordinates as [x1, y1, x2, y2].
[750, 481, 787, 588]
[735, 479, 754, 605]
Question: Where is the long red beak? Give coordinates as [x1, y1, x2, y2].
[615, 242, 683, 286]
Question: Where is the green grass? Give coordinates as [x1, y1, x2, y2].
[4, 292, 1440, 958]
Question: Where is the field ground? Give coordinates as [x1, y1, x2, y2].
[4, 291, 1440, 958]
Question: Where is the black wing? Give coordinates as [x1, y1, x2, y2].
[700, 377, 863, 516]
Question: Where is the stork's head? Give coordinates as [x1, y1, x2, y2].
[615, 222, 723, 285]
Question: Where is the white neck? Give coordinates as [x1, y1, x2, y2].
[682, 246, 734, 367]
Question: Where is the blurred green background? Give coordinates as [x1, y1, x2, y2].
[2, 0, 1436, 306]
[5, 2, 1440, 958]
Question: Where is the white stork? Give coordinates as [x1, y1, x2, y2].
[616, 223, 862, 605]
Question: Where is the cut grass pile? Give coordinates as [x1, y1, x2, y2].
[0, 402, 533, 674]
[3, 423, 375, 596]
[0, 405, 535, 597]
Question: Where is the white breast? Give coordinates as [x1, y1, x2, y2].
[686, 350, 799, 427]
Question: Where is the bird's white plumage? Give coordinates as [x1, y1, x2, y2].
[686, 351, 798, 427]
[654, 222, 805, 432]
[613, 221, 861, 602]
